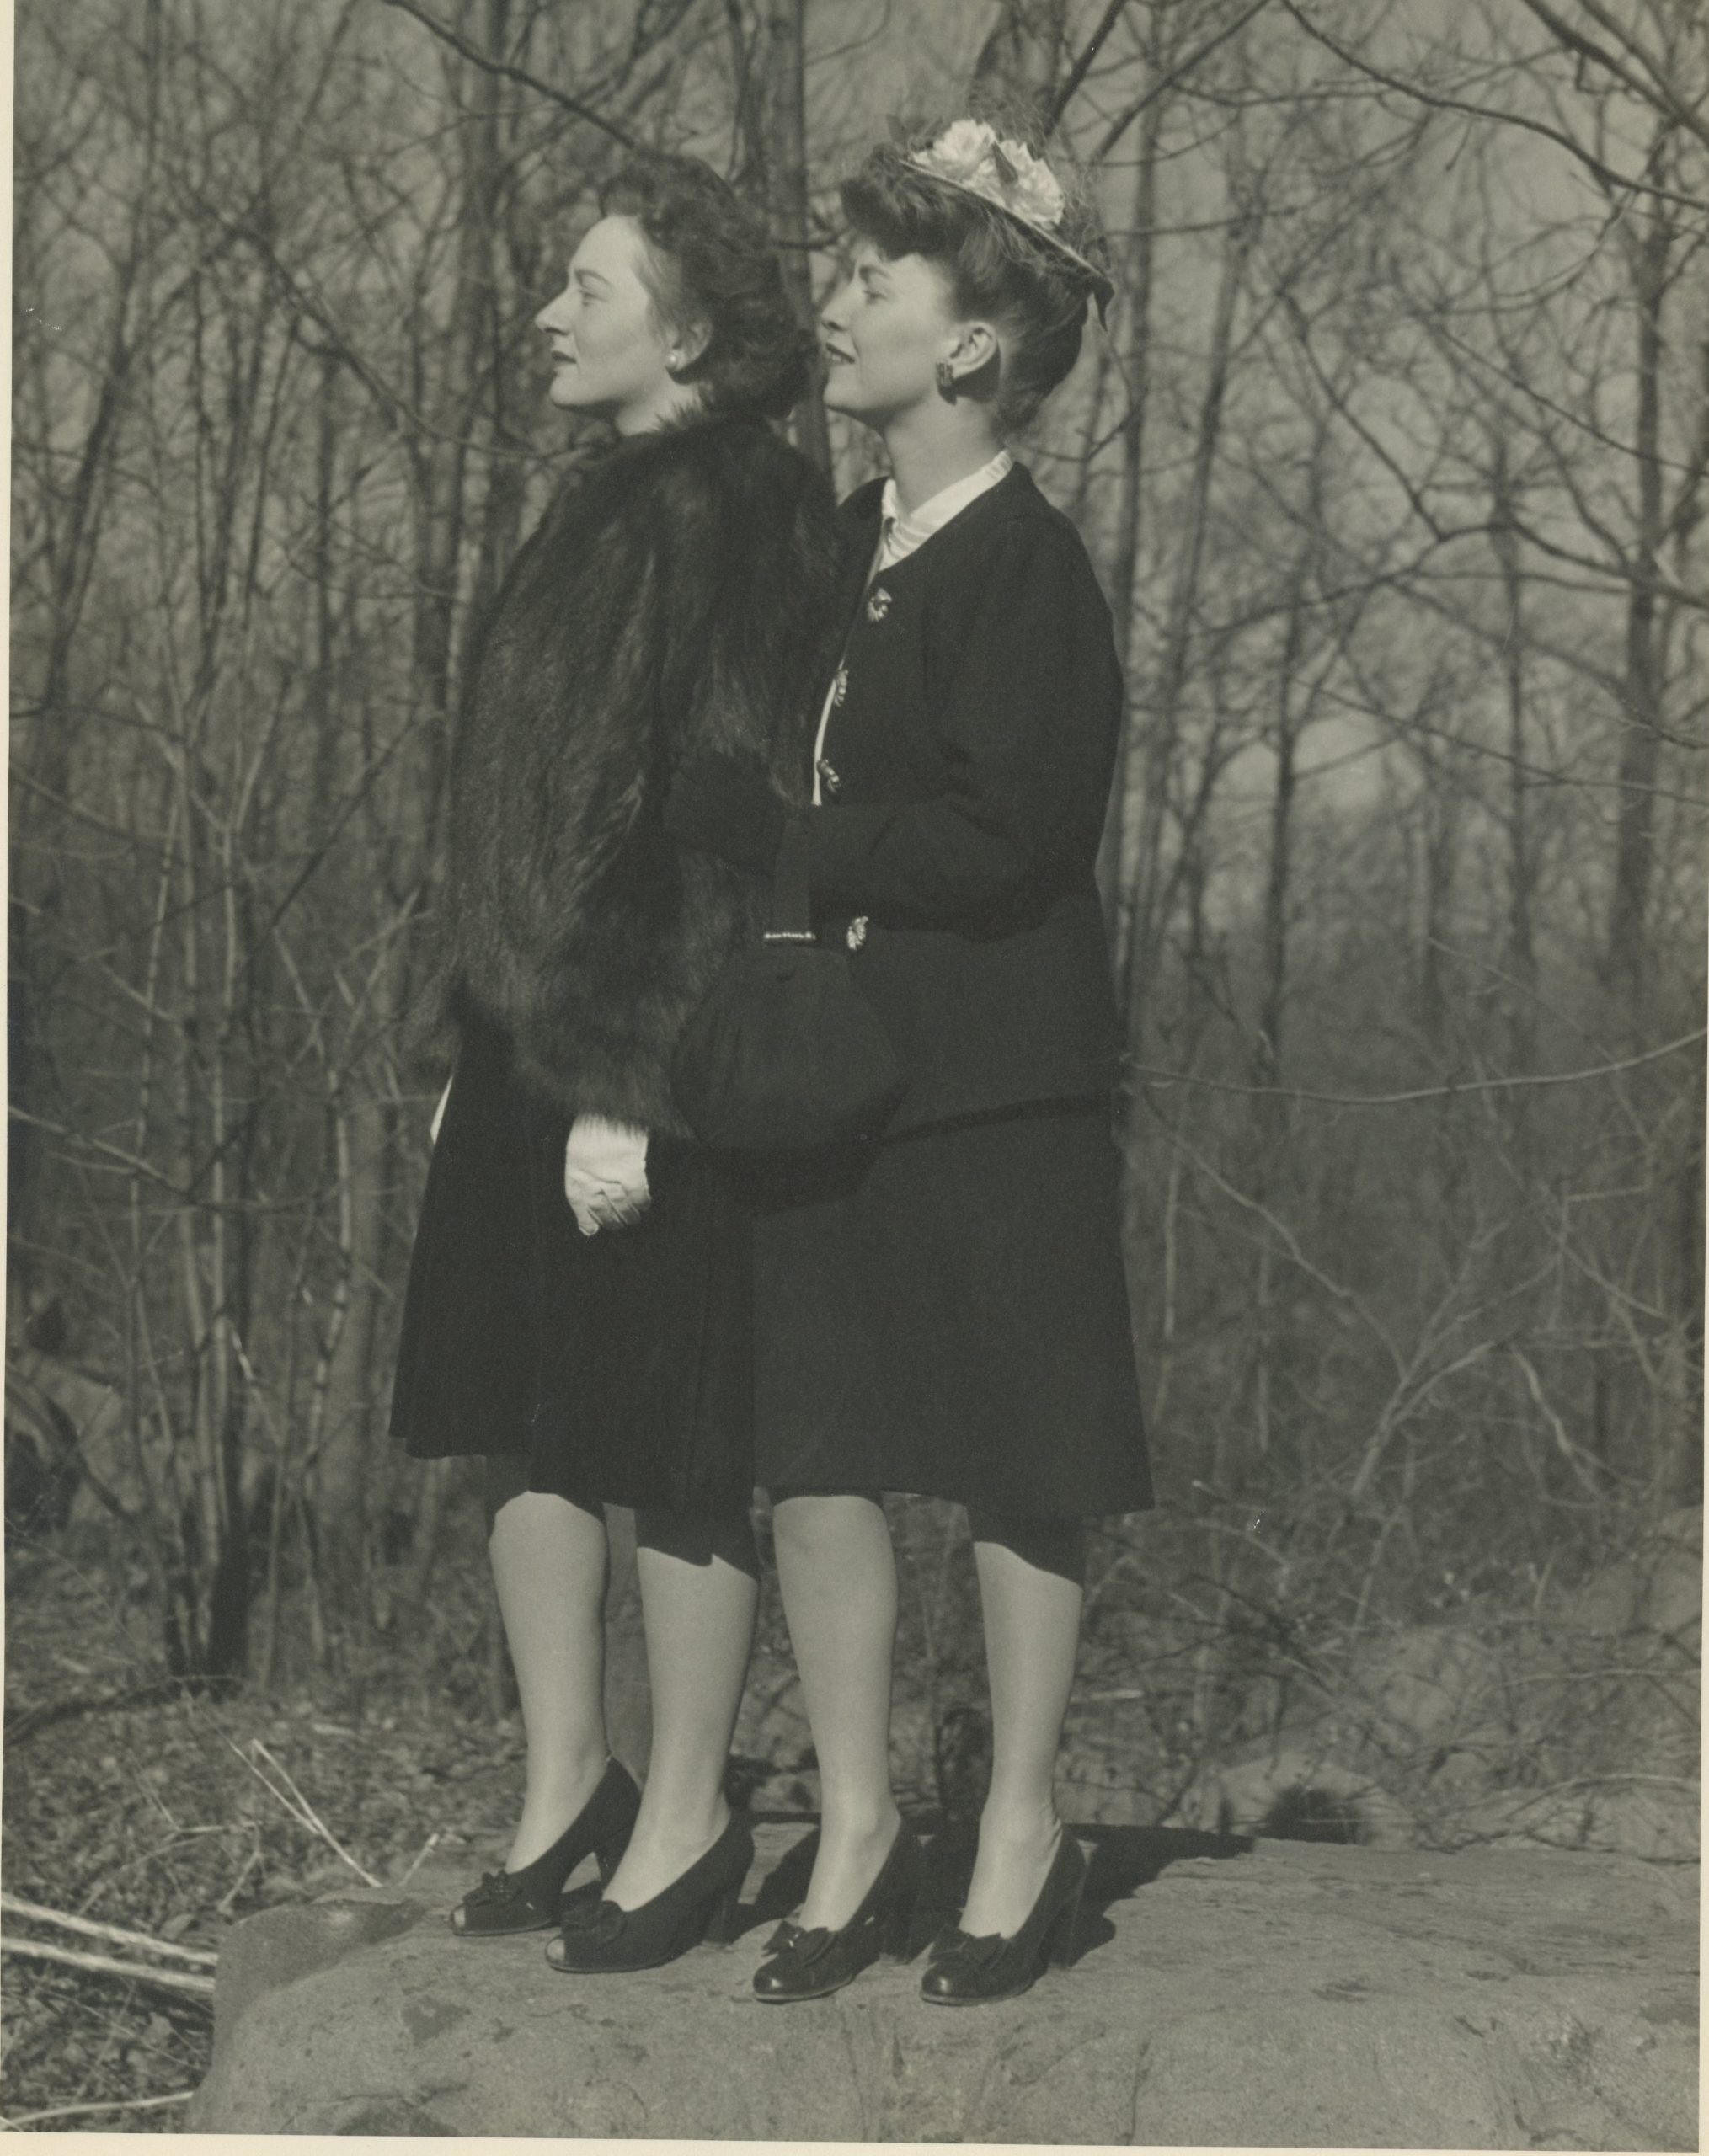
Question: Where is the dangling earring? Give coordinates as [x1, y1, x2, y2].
[935, 360, 957, 401]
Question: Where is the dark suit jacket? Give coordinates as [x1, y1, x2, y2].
[800, 463, 1125, 1134]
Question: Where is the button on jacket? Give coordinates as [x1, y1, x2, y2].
[799, 463, 1125, 1136]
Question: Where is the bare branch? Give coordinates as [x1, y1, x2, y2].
[377, 0, 646, 153]
[1096, 0, 1274, 161]
[1048, 0, 1132, 131]
[230, 1738, 382, 1888]
[0, 1935, 215, 1999]
[1513, 0, 1709, 158]
[0, 1892, 218, 1968]
[1279, 1, 1708, 211]
[0, 2092, 197, 2128]
[1126, 1027, 1706, 1107]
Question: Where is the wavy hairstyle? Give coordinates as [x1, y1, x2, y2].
[839, 120, 1108, 434]
[599, 155, 816, 420]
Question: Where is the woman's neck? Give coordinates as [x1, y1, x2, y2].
[879, 401, 1006, 517]
[614, 381, 705, 437]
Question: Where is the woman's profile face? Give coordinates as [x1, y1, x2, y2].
[535, 216, 686, 431]
[819, 241, 965, 425]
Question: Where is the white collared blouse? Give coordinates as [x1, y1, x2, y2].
[810, 451, 1015, 806]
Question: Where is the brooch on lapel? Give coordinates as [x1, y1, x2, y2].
[846, 915, 869, 952]
[865, 586, 893, 623]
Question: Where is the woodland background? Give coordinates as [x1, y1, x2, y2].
[4, 0, 1704, 2129]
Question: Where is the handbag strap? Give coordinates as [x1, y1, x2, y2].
[764, 818, 815, 944]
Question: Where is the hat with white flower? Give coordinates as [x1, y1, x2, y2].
[904, 118, 1114, 321]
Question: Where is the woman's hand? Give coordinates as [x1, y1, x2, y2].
[664, 750, 788, 873]
[563, 1114, 651, 1236]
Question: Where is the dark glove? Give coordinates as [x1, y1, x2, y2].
[664, 750, 789, 874]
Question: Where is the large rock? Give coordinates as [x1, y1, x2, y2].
[1177, 1514, 1702, 1865]
[186, 1823, 1696, 2146]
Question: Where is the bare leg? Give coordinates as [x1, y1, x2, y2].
[772, 1492, 901, 1930]
[601, 1508, 759, 1909]
[485, 1488, 611, 1879]
[959, 1513, 1086, 1937]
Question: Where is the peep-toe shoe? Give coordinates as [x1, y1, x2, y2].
[451, 1758, 639, 1938]
[546, 1810, 752, 1973]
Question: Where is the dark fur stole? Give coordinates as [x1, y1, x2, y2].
[443, 411, 842, 1135]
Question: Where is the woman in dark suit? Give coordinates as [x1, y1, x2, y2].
[668, 118, 1150, 2004]
[392, 155, 837, 1971]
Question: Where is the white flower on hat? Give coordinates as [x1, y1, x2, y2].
[994, 139, 1068, 230]
[913, 119, 1067, 232]
[927, 118, 999, 182]
[900, 114, 1114, 322]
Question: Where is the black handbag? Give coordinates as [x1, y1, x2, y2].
[670, 820, 905, 1150]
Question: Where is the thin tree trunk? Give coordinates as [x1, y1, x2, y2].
[1244, 561, 1308, 1460]
[1102, 97, 1164, 969]
[761, 0, 829, 469]
[1489, 435, 1538, 1074]
[1605, 194, 1671, 1029]
[316, 0, 505, 1625]
[973, 0, 1070, 126]
[1119, 212, 1254, 1069]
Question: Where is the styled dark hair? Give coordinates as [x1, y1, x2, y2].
[839, 132, 1106, 434]
[598, 155, 816, 420]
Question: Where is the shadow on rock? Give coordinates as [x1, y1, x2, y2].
[731, 1812, 822, 1942]
[739, 1812, 1250, 1968]
[1073, 1822, 1250, 1963]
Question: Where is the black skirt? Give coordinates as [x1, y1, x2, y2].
[748, 1100, 1151, 1518]
[389, 1021, 752, 1515]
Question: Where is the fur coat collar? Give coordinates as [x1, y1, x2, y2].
[444, 411, 842, 1134]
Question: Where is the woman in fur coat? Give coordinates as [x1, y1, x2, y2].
[390, 154, 838, 1972]
[666, 120, 1150, 2006]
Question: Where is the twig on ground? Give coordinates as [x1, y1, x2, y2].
[229, 1737, 382, 1888]
[0, 2089, 197, 2127]
[216, 1833, 265, 1917]
[395, 1832, 441, 1888]
[0, 1935, 216, 1998]
[0, 1892, 218, 1968]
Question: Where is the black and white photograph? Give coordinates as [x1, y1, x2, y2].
[3, 0, 1701, 2143]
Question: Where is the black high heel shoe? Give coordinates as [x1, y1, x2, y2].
[751, 1822, 923, 2004]
[920, 1830, 1087, 2006]
[546, 1810, 753, 1973]
[451, 1759, 639, 1939]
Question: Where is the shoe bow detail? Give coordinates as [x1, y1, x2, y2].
[761, 1919, 840, 1967]
[919, 1833, 1088, 2004]
[561, 1896, 627, 1944]
[462, 1870, 512, 1908]
[449, 1760, 642, 1940]
[547, 1811, 753, 1974]
[750, 1825, 924, 2003]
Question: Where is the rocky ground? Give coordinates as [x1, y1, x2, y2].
[4, 1499, 1697, 2133]
[188, 1821, 1696, 2146]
